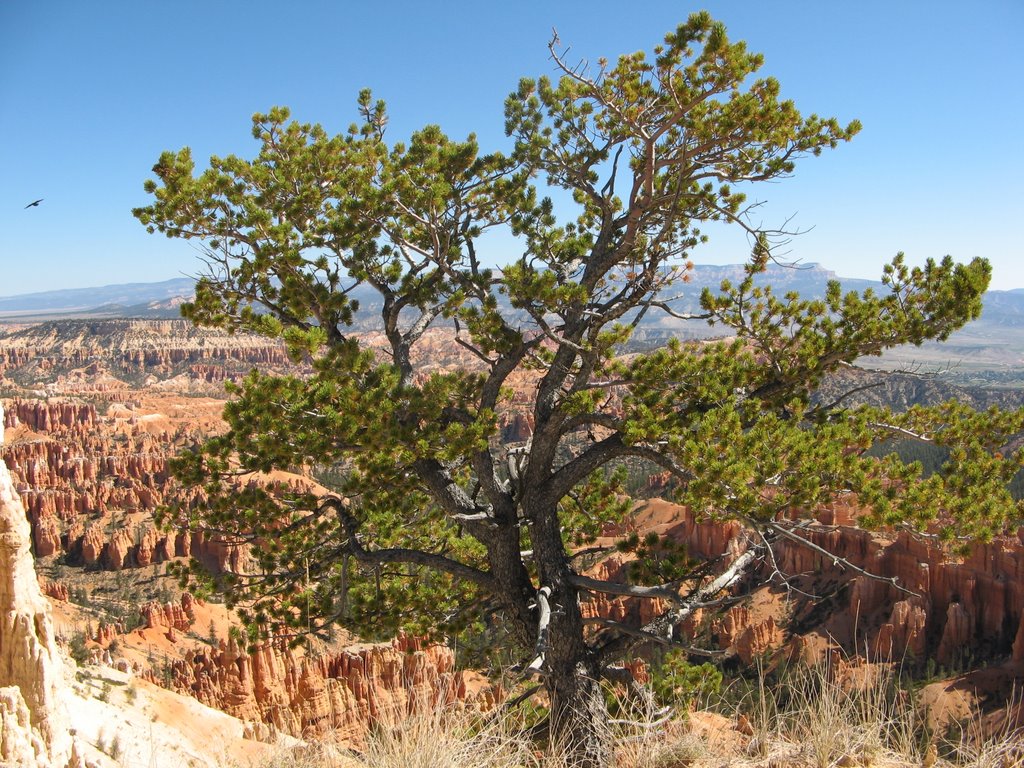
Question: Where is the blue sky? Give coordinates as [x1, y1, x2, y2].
[1, 0, 1021, 296]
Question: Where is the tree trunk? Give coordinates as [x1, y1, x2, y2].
[537, 567, 615, 766]
[546, 653, 614, 768]
[529, 497, 615, 767]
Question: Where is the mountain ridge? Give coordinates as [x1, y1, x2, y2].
[2, 266, 1023, 338]
[0, 278, 195, 314]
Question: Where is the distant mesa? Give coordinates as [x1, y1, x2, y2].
[0, 278, 197, 319]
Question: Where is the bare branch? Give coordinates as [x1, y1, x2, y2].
[571, 573, 684, 606]
[868, 423, 933, 442]
[524, 585, 552, 678]
[761, 519, 918, 596]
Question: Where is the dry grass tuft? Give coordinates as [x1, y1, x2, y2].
[361, 707, 542, 768]
[782, 662, 922, 768]
[258, 707, 544, 768]
[255, 664, 1023, 768]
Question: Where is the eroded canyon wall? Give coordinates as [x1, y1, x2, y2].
[0, 405, 79, 767]
[587, 500, 1024, 669]
[134, 622, 493, 743]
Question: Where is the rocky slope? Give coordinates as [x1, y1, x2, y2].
[5, 418, 1015, 766]
[0, 397, 240, 575]
[1, 414, 302, 767]
[589, 499, 1024, 673]
[66, 494, 1024, 744]
[70, 599, 494, 745]
[813, 365, 1024, 412]
[0, 325, 498, 747]
[0, 409, 79, 766]
[134, 622, 493, 744]
[62, 588, 495, 745]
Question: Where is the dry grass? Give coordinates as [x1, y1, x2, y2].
[361, 707, 542, 768]
[942, 691, 1024, 768]
[956, 735, 1024, 768]
[255, 664, 1023, 768]
[729, 660, 924, 768]
[256, 708, 543, 768]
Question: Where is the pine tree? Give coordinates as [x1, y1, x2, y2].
[134, 14, 1022, 766]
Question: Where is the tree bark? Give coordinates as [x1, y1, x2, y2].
[546, 652, 614, 768]
[529, 498, 616, 767]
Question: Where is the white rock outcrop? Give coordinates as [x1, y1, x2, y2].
[0, 440, 77, 767]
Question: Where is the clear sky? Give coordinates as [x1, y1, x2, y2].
[1, 0, 1022, 296]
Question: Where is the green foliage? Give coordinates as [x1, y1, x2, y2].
[648, 649, 722, 710]
[559, 466, 632, 548]
[68, 630, 90, 666]
[616, 531, 695, 585]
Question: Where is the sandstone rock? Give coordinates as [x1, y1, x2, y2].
[4, 325, 1024, 750]
[936, 602, 972, 666]
[4, 400, 96, 434]
[37, 579, 68, 602]
[0, 320, 292, 385]
[31, 517, 60, 559]
[873, 599, 928, 660]
[0, 393, 209, 574]
[93, 622, 122, 647]
[579, 555, 665, 626]
[735, 616, 783, 665]
[105, 527, 133, 570]
[135, 526, 160, 566]
[0, 458, 78, 766]
[141, 595, 197, 632]
[0, 686, 40, 767]
[745, 513, 1023, 665]
[711, 605, 783, 665]
[592, 501, 1024, 667]
[79, 524, 104, 566]
[498, 411, 533, 443]
[137, 629, 491, 745]
[1013, 614, 1024, 662]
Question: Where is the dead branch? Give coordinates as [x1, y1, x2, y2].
[525, 585, 552, 678]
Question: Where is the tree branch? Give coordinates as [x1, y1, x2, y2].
[570, 573, 684, 606]
[759, 519, 919, 596]
[325, 497, 496, 592]
[524, 585, 552, 678]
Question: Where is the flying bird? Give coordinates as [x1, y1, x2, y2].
[24, 199, 43, 209]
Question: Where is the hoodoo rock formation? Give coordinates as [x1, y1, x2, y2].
[137, 632, 493, 744]
[0, 407, 79, 766]
[579, 500, 1024, 671]
[53, 484, 1024, 749]
[0, 320, 292, 382]
[623, 500, 1024, 667]
[0, 397, 242, 574]
[772, 518, 1024, 665]
[84, 590, 497, 746]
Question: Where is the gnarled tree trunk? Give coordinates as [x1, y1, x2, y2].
[546, 652, 614, 768]
[530, 502, 616, 768]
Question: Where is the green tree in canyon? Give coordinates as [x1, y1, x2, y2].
[134, 13, 1023, 766]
